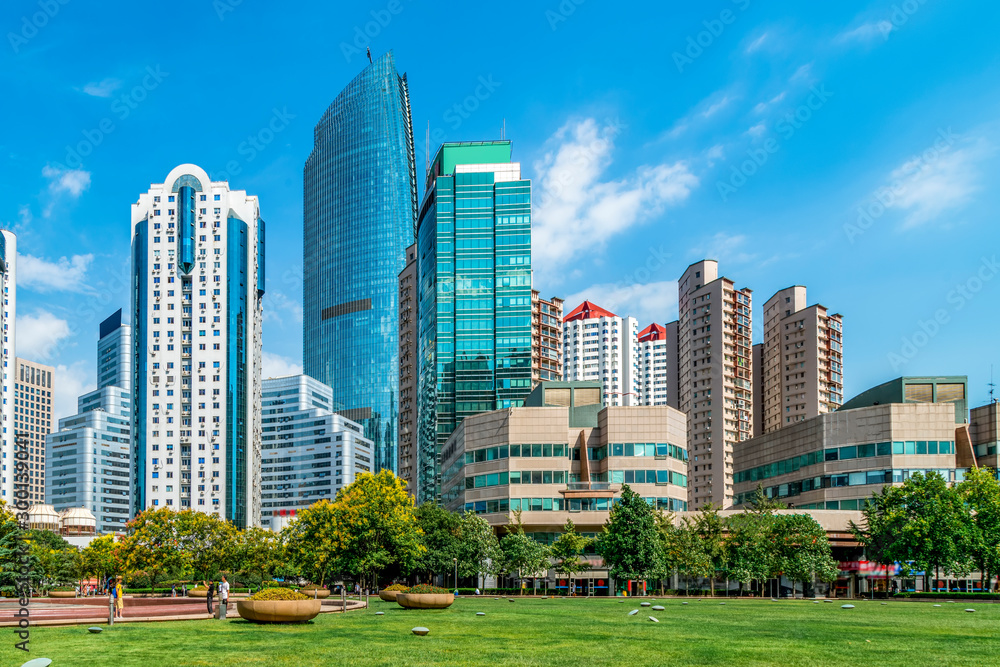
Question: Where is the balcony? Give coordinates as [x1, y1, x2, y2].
[560, 482, 615, 498]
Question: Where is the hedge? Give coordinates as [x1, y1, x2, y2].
[893, 591, 1000, 600]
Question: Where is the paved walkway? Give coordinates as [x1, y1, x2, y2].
[1, 596, 367, 628]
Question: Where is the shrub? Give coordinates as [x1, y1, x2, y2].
[384, 584, 408, 592]
[261, 580, 281, 589]
[249, 588, 310, 601]
[49, 586, 76, 592]
[403, 584, 451, 595]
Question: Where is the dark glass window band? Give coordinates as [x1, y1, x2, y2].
[321, 298, 372, 320]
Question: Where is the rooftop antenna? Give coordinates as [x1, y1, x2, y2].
[990, 365, 996, 403]
[425, 121, 430, 177]
[501, 118, 506, 140]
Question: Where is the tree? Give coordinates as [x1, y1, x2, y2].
[851, 486, 907, 590]
[282, 500, 339, 587]
[771, 514, 839, 596]
[958, 467, 1000, 591]
[498, 511, 550, 594]
[0, 502, 37, 596]
[692, 505, 727, 595]
[748, 484, 788, 511]
[414, 502, 461, 582]
[596, 485, 664, 593]
[174, 510, 238, 580]
[234, 527, 283, 585]
[550, 520, 592, 579]
[118, 508, 190, 583]
[667, 517, 713, 596]
[81, 535, 118, 586]
[326, 470, 425, 588]
[27, 529, 78, 587]
[456, 512, 501, 580]
[724, 510, 774, 594]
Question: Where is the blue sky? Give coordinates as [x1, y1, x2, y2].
[2, 0, 999, 421]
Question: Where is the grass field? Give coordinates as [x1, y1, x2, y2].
[7, 596, 999, 666]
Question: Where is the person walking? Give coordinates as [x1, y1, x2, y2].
[204, 579, 215, 615]
[219, 575, 230, 615]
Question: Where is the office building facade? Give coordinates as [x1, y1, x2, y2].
[259, 374, 373, 531]
[131, 163, 264, 527]
[398, 244, 417, 493]
[733, 402, 968, 510]
[46, 386, 131, 534]
[303, 50, 417, 475]
[677, 260, 753, 510]
[415, 141, 533, 503]
[562, 301, 640, 407]
[98, 309, 132, 392]
[531, 291, 563, 385]
[14, 358, 54, 504]
[759, 286, 843, 434]
[0, 230, 15, 503]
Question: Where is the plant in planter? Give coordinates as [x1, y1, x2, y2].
[48, 585, 77, 598]
[396, 584, 455, 610]
[299, 583, 331, 599]
[378, 583, 409, 602]
[237, 587, 322, 623]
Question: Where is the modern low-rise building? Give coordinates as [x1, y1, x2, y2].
[733, 402, 969, 510]
[15, 357, 54, 504]
[259, 375, 373, 531]
[840, 375, 968, 423]
[46, 386, 132, 534]
[970, 401, 999, 469]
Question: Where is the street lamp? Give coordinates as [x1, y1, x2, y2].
[453, 557, 458, 592]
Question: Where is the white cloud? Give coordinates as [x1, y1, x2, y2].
[885, 140, 986, 228]
[263, 291, 303, 325]
[533, 118, 698, 280]
[836, 21, 893, 45]
[261, 351, 302, 379]
[53, 361, 94, 422]
[754, 91, 787, 114]
[19, 253, 94, 293]
[688, 232, 756, 265]
[81, 78, 122, 98]
[42, 165, 91, 197]
[790, 63, 814, 84]
[706, 144, 725, 167]
[18, 311, 72, 361]
[701, 96, 732, 119]
[563, 281, 678, 327]
[746, 32, 770, 53]
[745, 122, 767, 138]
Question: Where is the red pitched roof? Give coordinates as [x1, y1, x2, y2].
[563, 300, 617, 322]
[638, 323, 667, 342]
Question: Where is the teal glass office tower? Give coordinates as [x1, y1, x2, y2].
[303, 51, 417, 474]
[416, 142, 533, 503]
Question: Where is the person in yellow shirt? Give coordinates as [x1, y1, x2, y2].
[115, 578, 125, 619]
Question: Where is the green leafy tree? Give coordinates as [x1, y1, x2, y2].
[118, 507, 190, 583]
[174, 510, 238, 580]
[958, 466, 1000, 590]
[0, 502, 38, 595]
[80, 535, 118, 586]
[456, 511, 501, 579]
[282, 499, 339, 586]
[771, 514, 839, 595]
[414, 502, 461, 581]
[596, 485, 664, 592]
[668, 517, 713, 596]
[692, 504, 727, 595]
[725, 510, 774, 594]
[498, 510, 550, 594]
[748, 484, 788, 511]
[852, 486, 908, 588]
[26, 529, 79, 587]
[326, 470, 425, 588]
[235, 526, 283, 585]
[550, 520, 592, 579]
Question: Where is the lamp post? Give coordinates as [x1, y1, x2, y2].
[454, 558, 458, 592]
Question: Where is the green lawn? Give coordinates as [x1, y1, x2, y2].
[7, 596, 999, 666]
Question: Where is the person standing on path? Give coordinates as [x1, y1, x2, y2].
[204, 579, 215, 615]
[114, 577, 125, 619]
[219, 575, 230, 614]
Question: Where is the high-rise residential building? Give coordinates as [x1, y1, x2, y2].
[46, 386, 131, 534]
[0, 230, 15, 504]
[562, 301, 640, 407]
[131, 163, 265, 527]
[397, 244, 417, 493]
[665, 320, 679, 411]
[415, 141, 532, 504]
[637, 323, 670, 406]
[531, 291, 564, 386]
[14, 358, 54, 504]
[259, 374, 373, 531]
[677, 260, 753, 510]
[97, 309, 132, 392]
[759, 286, 843, 434]
[303, 50, 416, 476]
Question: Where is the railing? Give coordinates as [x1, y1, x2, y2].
[563, 482, 612, 491]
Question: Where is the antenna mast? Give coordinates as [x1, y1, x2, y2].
[425, 121, 430, 177]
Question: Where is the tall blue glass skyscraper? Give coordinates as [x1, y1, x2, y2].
[303, 51, 416, 474]
[416, 142, 533, 503]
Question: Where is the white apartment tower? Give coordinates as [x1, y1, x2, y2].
[760, 286, 844, 434]
[562, 301, 639, 406]
[131, 164, 264, 527]
[638, 323, 670, 406]
[0, 230, 15, 503]
[677, 260, 753, 510]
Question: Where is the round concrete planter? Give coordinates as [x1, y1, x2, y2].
[48, 591, 77, 598]
[187, 589, 209, 598]
[237, 599, 322, 623]
[396, 593, 455, 609]
[300, 588, 330, 599]
[379, 590, 401, 602]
